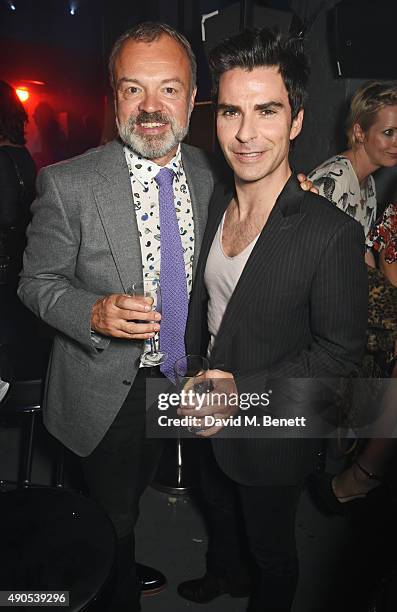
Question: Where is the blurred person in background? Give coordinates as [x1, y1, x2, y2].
[307, 82, 397, 513]
[32, 101, 69, 169]
[367, 202, 397, 288]
[0, 80, 37, 344]
[308, 80, 397, 248]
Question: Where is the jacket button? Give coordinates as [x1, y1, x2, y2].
[122, 380, 131, 386]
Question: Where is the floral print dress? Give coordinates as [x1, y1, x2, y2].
[366, 203, 397, 264]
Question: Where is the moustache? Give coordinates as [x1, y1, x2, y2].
[129, 111, 171, 126]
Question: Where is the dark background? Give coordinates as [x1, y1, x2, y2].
[1, 0, 396, 199]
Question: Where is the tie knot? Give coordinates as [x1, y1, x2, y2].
[155, 167, 175, 188]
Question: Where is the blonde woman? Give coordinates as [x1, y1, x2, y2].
[308, 80, 397, 245]
[307, 82, 397, 512]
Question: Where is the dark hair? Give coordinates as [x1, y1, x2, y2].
[109, 21, 197, 94]
[209, 28, 309, 120]
[0, 80, 28, 145]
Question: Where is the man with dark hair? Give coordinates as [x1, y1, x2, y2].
[178, 28, 368, 611]
[18, 22, 216, 612]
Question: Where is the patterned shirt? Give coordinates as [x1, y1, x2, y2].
[366, 203, 397, 263]
[308, 155, 377, 237]
[123, 145, 195, 292]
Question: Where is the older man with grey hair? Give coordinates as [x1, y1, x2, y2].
[18, 21, 217, 611]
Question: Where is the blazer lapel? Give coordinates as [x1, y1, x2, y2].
[210, 175, 307, 363]
[203, 183, 232, 263]
[195, 183, 232, 298]
[93, 140, 143, 292]
[182, 145, 215, 276]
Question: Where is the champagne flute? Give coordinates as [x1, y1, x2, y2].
[174, 354, 214, 433]
[130, 276, 167, 367]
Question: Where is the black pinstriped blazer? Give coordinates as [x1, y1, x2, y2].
[186, 175, 368, 486]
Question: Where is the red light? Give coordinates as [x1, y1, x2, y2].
[15, 87, 29, 102]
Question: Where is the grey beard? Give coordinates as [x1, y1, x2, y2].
[118, 114, 189, 160]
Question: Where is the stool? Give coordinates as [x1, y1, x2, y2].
[0, 378, 53, 488]
[152, 438, 199, 495]
[0, 337, 64, 488]
[0, 347, 117, 611]
[0, 488, 116, 612]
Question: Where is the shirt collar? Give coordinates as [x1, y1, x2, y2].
[124, 144, 183, 189]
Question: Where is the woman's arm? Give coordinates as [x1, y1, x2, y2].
[365, 250, 376, 268]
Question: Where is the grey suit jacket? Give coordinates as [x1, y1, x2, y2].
[18, 139, 216, 456]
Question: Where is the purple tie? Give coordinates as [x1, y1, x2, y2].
[155, 168, 188, 381]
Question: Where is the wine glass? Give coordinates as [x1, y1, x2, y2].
[174, 354, 214, 433]
[130, 276, 167, 367]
